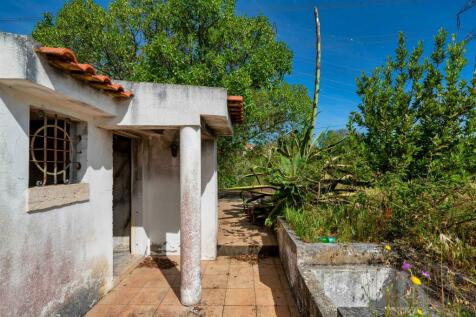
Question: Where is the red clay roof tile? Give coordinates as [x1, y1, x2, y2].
[35, 46, 133, 99]
[35, 47, 78, 63]
[227, 95, 244, 124]
[88, 83, 124, 93]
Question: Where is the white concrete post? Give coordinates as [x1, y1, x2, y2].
[179, 126, 202, 306]
[201, 139, 218, 260]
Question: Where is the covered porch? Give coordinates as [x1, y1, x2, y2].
[0, 32, 244, 315]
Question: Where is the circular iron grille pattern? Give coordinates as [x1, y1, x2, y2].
[30, 120, 72, 185]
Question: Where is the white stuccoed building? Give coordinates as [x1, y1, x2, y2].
[0, 32, 243, 316]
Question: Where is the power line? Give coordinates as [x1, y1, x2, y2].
[249, 0, 432, 12]
[292, 71, 357, 87]
[0, 16, 42, 22]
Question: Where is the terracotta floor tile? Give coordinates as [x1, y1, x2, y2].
[227, 273, 254, 289]
[99, 288, 141, 305]
[160, 268, 181, 277]
[225, 289, 256, 306]
[222, 305, 257, 317]
[171, 277, 182, 288]
[154, 305, 190, 317]
[202, 274, 228, 289]
[254, 275, 282, 290]
[85, 196, 289, 317]
[143, 276, 175, 289]
[160, 289, 182, 306]
[86, 304, 126, 317]
[275, 266, 286, 277]
[256, 305, 291, 317]
[120, 305, 158, 317]
[205, 262, 229, 275]
[201, 289, 226, 306]
[272, 257, 283, 266]
[255, 289, 287, 306]
[229, 264, 253, 276]
[194, 306, 223, 317]
[163, 255, 181, 262]
[119, 275, 151, 288]
[130, 288, 169, 305]
[215, 256, 231, 263]
[229, 258, 253, 265]
[253, 266, 278, 278]
[132, 267, 165, 278]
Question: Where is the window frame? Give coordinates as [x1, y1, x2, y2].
[29, 109, 79, 187]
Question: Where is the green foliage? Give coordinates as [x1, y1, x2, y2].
[33, 0, 291, 87]
[234, 127, 363, 226]
[32, 0, 311, 186]
[282, 29, 476, 312]
[218, 83, 311, 187]
[286, 180, 476, 270]
[349, 29, 476, 180]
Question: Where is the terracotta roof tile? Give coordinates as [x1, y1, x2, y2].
[35, 46, 133, 99]
[70, 74, 112, 84]
[35, 47, 78, 63]
[227, 95, 244, 124]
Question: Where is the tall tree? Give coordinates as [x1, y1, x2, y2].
[33, 0, 311, 185]
[456, 0, 476, 87]
[350, 29, 476, 180]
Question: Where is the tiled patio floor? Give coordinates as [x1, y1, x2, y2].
[86, 255, 299, 317]
[218, 197, 277, 255]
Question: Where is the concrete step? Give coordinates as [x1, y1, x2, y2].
[217, 244, 279, 257]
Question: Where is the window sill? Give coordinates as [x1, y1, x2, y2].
[27, 183, 90, 213]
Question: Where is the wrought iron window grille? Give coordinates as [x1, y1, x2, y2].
[29, 110, 81, 187]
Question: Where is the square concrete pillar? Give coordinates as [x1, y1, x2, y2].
[201, 139, 218, 260]
[179, 126, 201, 306]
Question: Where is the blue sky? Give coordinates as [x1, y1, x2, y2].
[1, 0, 475, 132]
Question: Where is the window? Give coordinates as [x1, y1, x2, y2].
[29, 110, 80, 187]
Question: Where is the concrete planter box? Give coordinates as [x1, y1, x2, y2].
[277, 217, 420, 317]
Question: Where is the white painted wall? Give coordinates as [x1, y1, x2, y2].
[0, 86, 114, 317]
[141, 132, 181, 255]
[135, 133, 218, 260]
[201, 140, 218, 260]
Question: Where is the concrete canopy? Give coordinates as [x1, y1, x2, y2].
[0, 32, 234, 136]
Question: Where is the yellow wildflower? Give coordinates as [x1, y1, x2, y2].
[384, 245, 391, 251]
[417, 308, 423, 315]
[411, 275, 422, 286]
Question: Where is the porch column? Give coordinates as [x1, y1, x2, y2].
[179, 126, 202, 306]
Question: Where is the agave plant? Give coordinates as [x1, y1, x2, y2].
[226, 7, 364, 225]
[230, 126, 363, 226]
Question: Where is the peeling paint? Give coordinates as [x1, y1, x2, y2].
[41, 258, 109, 317]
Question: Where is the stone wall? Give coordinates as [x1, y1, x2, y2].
[277, 217, 387, 317]
[277, 218, 334, 317]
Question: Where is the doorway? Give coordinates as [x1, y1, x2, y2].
[112, 134, 133, 278]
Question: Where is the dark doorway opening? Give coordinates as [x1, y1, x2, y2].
[112, 134, 133, 278]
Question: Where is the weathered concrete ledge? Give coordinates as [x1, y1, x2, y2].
[27, 183, 89, 212]
[277, 217, 387, 317]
